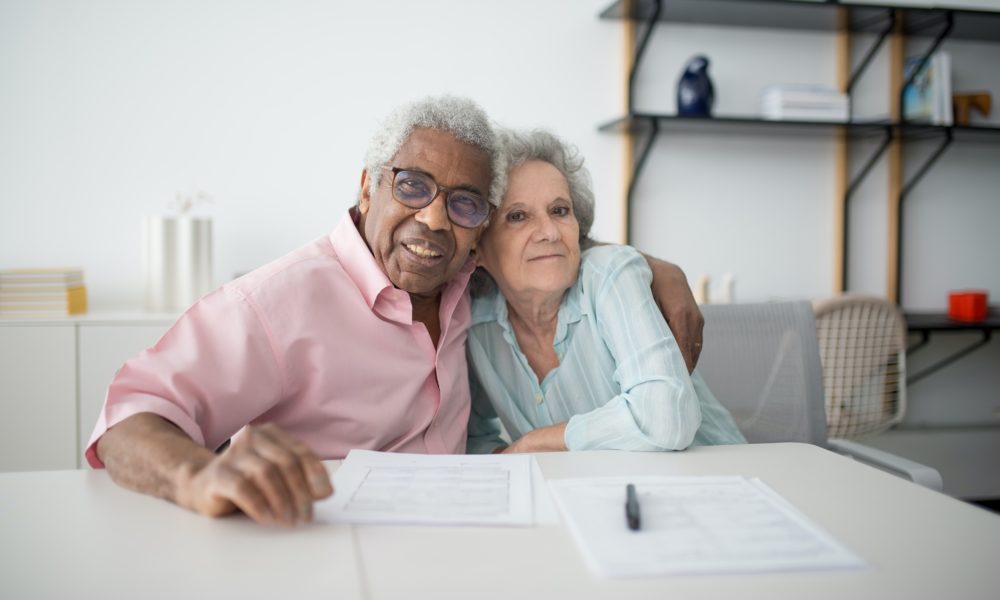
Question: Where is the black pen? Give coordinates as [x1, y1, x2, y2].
[625, 483, 641, 531]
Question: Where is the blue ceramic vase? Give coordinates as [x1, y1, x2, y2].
[677, 55, 715, 117]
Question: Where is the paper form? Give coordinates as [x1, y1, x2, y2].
[315, 450, 535, 526]
[549, 476, 866, 578]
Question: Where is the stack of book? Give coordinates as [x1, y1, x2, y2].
[760, 85, 849, 122]
[0, 268, 88, 318]
[903, 51, 953, 125]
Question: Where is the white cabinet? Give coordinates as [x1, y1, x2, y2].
[0, 314, 175, 472]
[78, 324, 170, 467]
[0, 323, 77, 471]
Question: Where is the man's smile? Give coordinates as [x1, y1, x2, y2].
[404, 243, 442, 258]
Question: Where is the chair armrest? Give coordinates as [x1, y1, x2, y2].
[827, 438, 944, 491]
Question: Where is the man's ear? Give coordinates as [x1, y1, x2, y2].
[358, 169, 371, 215]
[469, 226, 488, 263]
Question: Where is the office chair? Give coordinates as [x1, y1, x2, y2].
[697, 301, 941, 490]
[813, 294, 906, 439]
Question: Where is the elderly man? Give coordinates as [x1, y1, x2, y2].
[89, 96, 703, 527]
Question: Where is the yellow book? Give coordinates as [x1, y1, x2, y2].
[0, 267, 84, 287]
[0, 285, 87, 315]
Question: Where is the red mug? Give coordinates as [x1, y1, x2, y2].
[948, 290, 988, 322]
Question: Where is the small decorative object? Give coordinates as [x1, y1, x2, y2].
[677, 54, 715, 117]
[143, 191, 214, 311]
[693, 274, 710, 305]
[712, 272, 736, 305]
[952, 92, 992, 126]
[948, 290, 988, 322]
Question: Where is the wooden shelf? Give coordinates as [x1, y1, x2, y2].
[906, 311, 1000, 333]
[598, 113, 892, 137]
[600, 0, 1000, 42]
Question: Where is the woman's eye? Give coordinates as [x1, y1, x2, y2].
[506, 211, 526, 223]
[552, 206, 570, 217]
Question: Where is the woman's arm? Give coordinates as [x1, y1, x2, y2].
[590, 242, 702, 373]
[502, 423, 566, 453]
[563, 247, 701, 451]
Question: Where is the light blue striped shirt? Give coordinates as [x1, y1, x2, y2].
[466, 245, 745, 454]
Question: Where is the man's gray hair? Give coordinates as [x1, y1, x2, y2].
[363, 95, 504, 207]
[495, 128, 595, 245]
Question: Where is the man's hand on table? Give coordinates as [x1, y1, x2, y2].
[174, 423, 333, 526]
[98, 414, 333, 527]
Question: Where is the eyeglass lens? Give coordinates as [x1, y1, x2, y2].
[392, 170, 489, 228]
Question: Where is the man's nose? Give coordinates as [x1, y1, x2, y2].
[414, 192, 451, 231]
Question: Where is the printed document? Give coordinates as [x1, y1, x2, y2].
[315, 450, 535, 526]
[550, 476, 866, 578]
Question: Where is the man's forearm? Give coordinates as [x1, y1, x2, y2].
[97, 412, 214, 506]
[639, 252, 703, 373]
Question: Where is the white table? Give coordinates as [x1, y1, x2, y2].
[2, 443, 998, 599]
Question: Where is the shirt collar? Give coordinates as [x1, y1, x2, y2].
[475, 274, 585, 346]
[329, 207, 476, 325]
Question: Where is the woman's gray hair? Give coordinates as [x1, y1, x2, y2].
[362, 95, 505, 207]
[470, 128, 597, 298]
[495, 128, 595, 246]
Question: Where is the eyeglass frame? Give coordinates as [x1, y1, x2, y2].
[380, 166, 493, 229]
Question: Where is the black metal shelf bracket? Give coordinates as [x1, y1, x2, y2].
[848, 128, 894, 199]
[846, 9, 895, 119]
[908, 330, 993, 384]
[627, 0, 662, 113]
[626, 118, 660, 243]
[901, 129, 954, 199]
[842, 126, 893, 290]
[896, 127, 954, 301]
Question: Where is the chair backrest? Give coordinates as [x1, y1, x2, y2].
[813, 294, 906, 438]
[697, 301, 828, 446]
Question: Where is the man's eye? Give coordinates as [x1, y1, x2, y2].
[398, 179, 430, 197]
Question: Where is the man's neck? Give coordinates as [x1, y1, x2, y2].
[410, 292, 443, 348]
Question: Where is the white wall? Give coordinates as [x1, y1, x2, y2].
[2, 0, 997, 310]
[0, 0, 625, 308]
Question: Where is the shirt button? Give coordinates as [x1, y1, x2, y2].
[535, 393, 543, 405]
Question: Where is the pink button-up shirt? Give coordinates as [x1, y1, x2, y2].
[86, 209, 474, 467]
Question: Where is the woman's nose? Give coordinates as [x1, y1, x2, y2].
[532, 214, 560, 242]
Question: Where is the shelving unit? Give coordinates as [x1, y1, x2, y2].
[905, 311, 1000, 384]
[599, 0, 1000, 303]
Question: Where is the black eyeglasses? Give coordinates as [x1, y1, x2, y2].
[382, 167, 491, 229]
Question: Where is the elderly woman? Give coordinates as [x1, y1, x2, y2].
[466, 129, 745, 453]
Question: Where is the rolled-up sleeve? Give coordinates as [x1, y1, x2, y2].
[563, 248, 701, 451]
[85, 286, 286, 468]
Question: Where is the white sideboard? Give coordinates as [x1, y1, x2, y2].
[0, 313, 178, 471]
